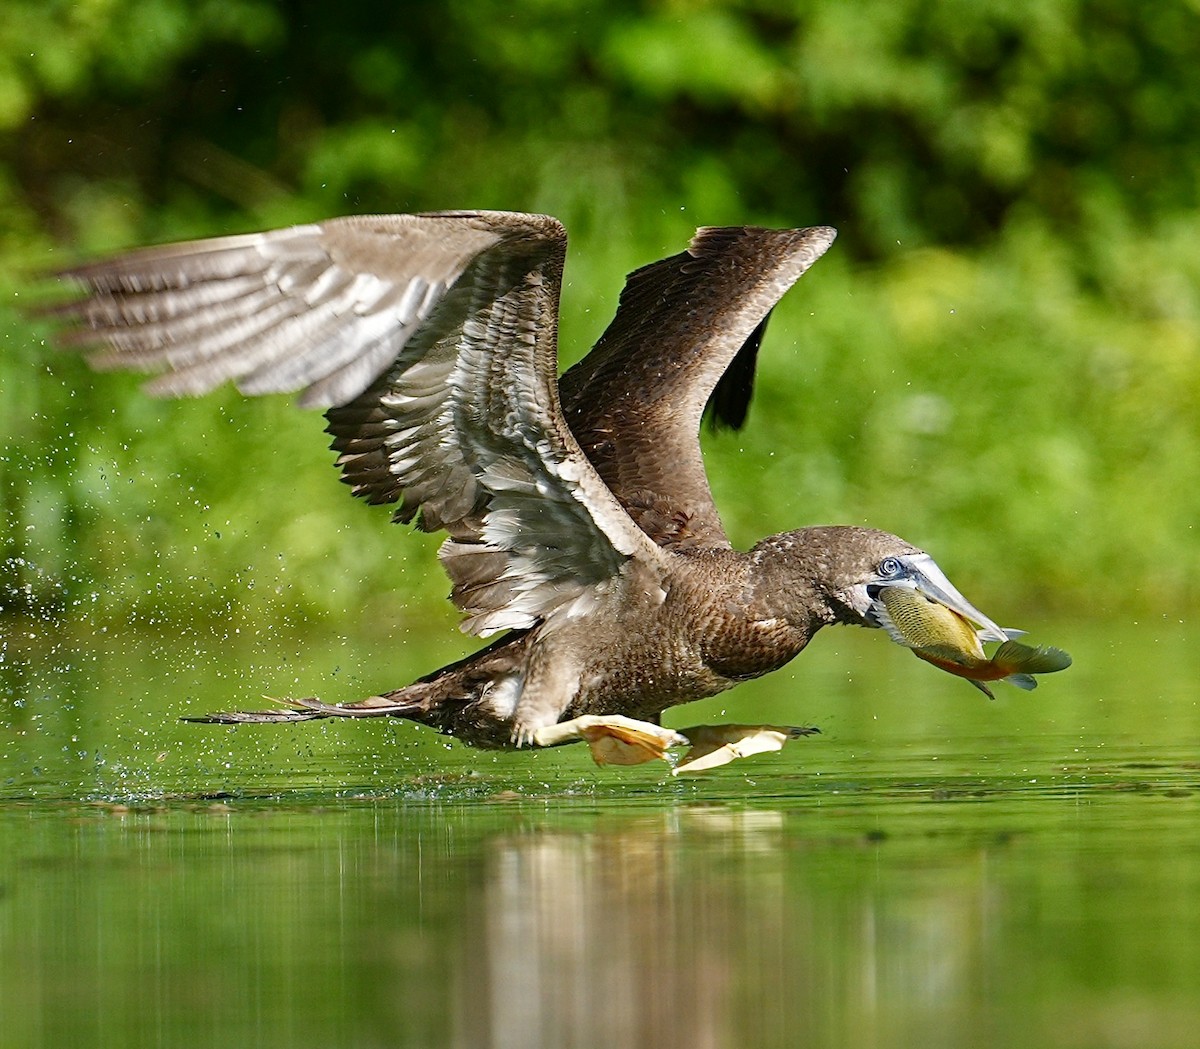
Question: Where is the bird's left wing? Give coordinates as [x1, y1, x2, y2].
[47, 210, 665, 636]
[560, 225, 836, 550]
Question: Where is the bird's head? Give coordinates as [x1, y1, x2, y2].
[764, 526, 1007, 641]
[811, 525, 1073, 694]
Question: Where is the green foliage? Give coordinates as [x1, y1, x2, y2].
[2, 0, 1199, 625]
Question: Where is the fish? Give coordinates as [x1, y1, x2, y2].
[871, 585, 1072, 698]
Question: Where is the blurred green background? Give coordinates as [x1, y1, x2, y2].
[2, 0, 1198, 631]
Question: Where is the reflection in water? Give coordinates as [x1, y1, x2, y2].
[6, 788, 1200, 1049]
[449, 809, 997, 1049]
[461, 814, 735, 1049]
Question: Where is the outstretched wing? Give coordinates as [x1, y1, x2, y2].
[49, 210, 664, 636]
[560, 225, 836, 549]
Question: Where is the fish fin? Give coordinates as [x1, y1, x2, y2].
[871, 604, 914, 648]
[993, 640, 1072, 675]
[969, 678, 996, 700]
[1005, 673, 1038, 691]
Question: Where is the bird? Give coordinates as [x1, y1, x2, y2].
[46, 210, 1069, 766]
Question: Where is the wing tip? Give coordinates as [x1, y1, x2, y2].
[689, 223, 837, 263]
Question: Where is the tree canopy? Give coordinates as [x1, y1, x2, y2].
[4, 0, 1199, 622]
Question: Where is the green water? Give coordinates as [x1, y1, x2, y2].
[2, 616, 1199, 1048]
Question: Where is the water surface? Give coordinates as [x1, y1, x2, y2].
[2, 617, 1199, 1048]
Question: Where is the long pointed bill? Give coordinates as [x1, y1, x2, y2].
[888, 554, 1009, 643]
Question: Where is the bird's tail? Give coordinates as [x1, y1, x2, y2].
[182, 629, 533, 746]
[183, 693, 424, 725]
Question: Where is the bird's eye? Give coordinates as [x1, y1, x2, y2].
[878, 557, 903, 578]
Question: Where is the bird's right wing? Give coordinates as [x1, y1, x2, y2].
[560, 225, 836, 549]
[48, 211, 666, 637]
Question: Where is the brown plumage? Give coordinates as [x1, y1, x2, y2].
[46, 210, 1067, 752]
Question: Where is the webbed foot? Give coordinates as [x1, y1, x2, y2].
[532, 715, 688, 766]
[671, 724, 820, 776]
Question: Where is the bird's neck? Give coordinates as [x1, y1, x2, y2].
[745, 530, 857, 632]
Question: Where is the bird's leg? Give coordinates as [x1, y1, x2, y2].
[533, 714, 689, 766]
[508, 648, 583, 748]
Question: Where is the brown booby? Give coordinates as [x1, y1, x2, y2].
[47, 212, 1069, 767]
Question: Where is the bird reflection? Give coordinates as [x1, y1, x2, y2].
[434, 808, 1001, 1049]
[454, 810, 784, 1049]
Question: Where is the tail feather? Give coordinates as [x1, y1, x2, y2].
[182, 629, 534, 741]
[183, 694, 425, 725]
[183, 707, 329, 725]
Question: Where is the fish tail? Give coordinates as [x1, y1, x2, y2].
[993, 640, 1072, 689]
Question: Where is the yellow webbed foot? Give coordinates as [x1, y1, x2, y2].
[533, 715, 687, 766]
[672, 724, 819, 775]
[531, 716, 818, 772]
